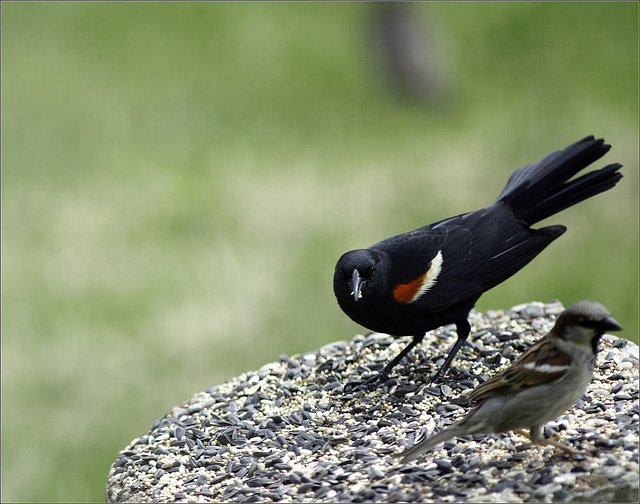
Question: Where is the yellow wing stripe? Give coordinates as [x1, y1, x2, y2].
[393, 250, 443, 304]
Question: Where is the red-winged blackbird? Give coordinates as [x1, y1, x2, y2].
[333, 136, 622, 385]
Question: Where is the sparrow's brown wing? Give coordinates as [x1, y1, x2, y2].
[469, 336, 571, 402]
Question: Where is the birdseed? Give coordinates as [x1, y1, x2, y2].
[106, 301, 639, 503]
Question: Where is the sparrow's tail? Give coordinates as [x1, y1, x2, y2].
[397, 425, 464, 464]
[497, 136, 622, 226]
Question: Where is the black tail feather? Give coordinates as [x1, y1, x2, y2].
[497, 136, 622, 225]
[533, 162, 623, 222]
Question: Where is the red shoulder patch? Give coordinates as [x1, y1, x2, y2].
[393, 273, 428, 304]
[392, 251, 444, 304]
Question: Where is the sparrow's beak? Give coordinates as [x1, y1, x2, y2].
[350, 269, 363, 302]
[601, 316, 623, 332]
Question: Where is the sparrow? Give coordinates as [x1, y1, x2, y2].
[333, 136, 622, 384]
[398, 301, 623, 463]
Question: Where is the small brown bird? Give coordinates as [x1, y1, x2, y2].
[399, 301, 622, 464]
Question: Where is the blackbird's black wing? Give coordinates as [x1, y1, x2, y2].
[453, 202, 565, 291]
[371, 214, 483, 312]
[369, 224, 452, 283]
[374, 203, 564, 313]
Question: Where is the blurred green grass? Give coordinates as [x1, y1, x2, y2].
[1, 2, 638, 502]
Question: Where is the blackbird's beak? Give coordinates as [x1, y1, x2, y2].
[350, 269, 364, 302]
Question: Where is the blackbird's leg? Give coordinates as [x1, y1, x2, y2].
[346, 334, 425, 391]
[379, 333, 425, 380]
[431, 319, 471, 383]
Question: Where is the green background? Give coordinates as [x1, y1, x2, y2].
[2, 2, 638, 502]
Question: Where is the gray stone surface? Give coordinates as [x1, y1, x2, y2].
[106, 301, 639, 502]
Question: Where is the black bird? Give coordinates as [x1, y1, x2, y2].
[333, 136, 622, 385]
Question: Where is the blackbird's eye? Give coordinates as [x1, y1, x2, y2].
[362, 266, 375, 278]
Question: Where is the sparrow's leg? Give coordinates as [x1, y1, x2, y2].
[431, 319, 471, 382]
[516, 428, 579, 456]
